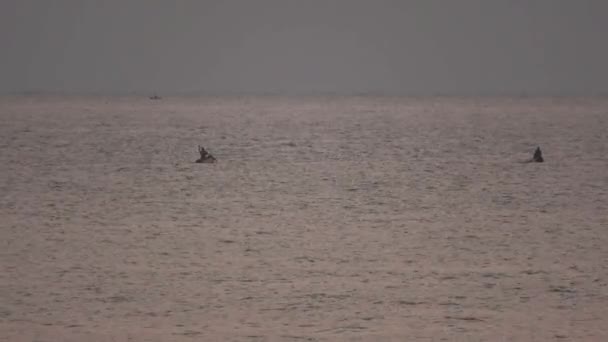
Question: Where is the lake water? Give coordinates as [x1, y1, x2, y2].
[1, 96, 607, 341]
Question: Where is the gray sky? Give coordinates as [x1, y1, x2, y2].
[1, 0, 607, 95]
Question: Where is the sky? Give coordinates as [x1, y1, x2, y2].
[1, 0, 607, 95]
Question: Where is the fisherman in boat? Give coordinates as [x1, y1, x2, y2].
[196, 145, 217, 163]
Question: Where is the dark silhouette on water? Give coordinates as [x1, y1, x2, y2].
[196, 146, 217, 163]
[149, 94, 162, 100]
[532, 146, 544, 162]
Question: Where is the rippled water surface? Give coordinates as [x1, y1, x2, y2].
[1, 96, 607, 341]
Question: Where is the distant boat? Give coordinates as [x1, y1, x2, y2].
[532, 146, 544, 162]
[519, 146, 545, 163]
[149, 94, 162, 100]
[195, 145, 217, 163]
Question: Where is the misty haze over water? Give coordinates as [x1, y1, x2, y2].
[2, 0, 608, 96]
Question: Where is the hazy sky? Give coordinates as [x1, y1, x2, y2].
[1, 0, 607, 95]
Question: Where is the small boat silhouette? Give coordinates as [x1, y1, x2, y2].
[195, 146, 217, 163]
[532, 146, 544, 163]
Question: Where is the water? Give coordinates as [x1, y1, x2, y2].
[1, 96, 607, 341]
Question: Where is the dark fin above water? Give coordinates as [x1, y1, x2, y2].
[532, 146, 544, 163]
